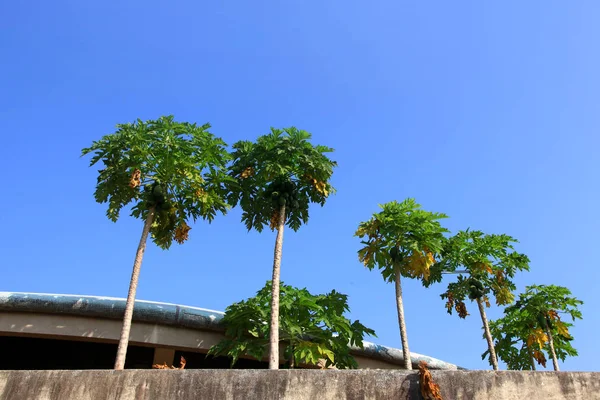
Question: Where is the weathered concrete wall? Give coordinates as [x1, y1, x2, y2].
[0, 370, 598, 400]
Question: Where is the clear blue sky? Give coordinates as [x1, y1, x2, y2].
[1, 1, 598, 371]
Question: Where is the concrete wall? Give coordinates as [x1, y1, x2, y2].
[0, 369, 598, 400]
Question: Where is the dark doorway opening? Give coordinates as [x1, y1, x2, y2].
[0, 336, 154, 370]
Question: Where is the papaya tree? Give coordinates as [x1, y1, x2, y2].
[431, 230, 530, 370]
[227, 127, 336, 369]
[355, 199, 448, 370]
[486, 285, 582, 371]
[82, 116, 231, 370]
[208, 281, 375, 369]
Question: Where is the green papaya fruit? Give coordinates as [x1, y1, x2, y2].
[279, 197, 287, 206]
[536, 313, 547, 329]
[389, 247, 399, 262]
[152, 184, 166, 204]
[471, 279, 484, 291]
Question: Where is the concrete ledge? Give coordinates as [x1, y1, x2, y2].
[0, 370, 598, 400]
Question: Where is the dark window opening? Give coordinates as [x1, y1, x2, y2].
[0, 336, 154, 370]
[175, 350, 271, 369]
[0, 336, 302, 370]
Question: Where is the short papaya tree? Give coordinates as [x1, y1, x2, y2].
[208, 281, 375, 369]
[487, 284, 582, 371]
[228, 127, 336, 369]
[355, 199, 448, 370]
[82, 116, 231, 370]
[486, 308, 539, 370]
[432, 230, 530, 370]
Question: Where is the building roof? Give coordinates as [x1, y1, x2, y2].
[0, 292, 464, 370]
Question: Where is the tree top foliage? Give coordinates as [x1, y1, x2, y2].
[227, 127, 337, 232]
[486, 284, 583, 369]
[81, 115, 232, 249]
[430, 230, 530, 318]
[355, 198, 449, 283]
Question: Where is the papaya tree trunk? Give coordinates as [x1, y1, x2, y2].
[546, 327, 560, 371]
[268, 204, 286, 370]
[477, 297, 499, 371]
[114, 207, 156, 370]
[289, 347, 295, 369]
[394, 268, 412, 370]
[527, 345, 537, 371]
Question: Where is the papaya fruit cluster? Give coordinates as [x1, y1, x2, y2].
[468, 278, 486, 300]
[144, 183, 171, 211]
[389, 246, 401, 262]
[144, 182, 178, 234]
[537, 312, 553, 330]
[264, 178, 300, 211]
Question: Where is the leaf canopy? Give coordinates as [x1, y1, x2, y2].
[208, 281, 376, 369]
[485, 284, 582, 369]
[227, 127, 337, 232]
[81, 115, 232, 249]
[435, 230, 530, 318]
[355, 198, 449, 283]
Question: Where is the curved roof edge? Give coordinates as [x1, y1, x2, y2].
[0, 292, 465, 370]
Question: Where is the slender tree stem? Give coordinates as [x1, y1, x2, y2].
[268, 205, 286, 370]
[394, 268, 412, 370]
[546, 327, 560, 371]
[114, 207, 156, 370]
[527, 345, 537, 371]
[477, 297, 499, 371]
[289, 346, 295, 369]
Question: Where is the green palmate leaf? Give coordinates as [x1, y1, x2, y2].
[227, 127, 337, 233]
[208, 281, 376, 369]
[82, 115, 232, 249]
[486, 284, 583, 370]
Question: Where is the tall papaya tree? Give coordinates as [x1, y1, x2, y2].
[355, 199, 448, 370]
[228, 127, 336, 369]
[432, 230, 530, 370]
[82, 116, 231, 370]
[487, 285, 582, 371]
